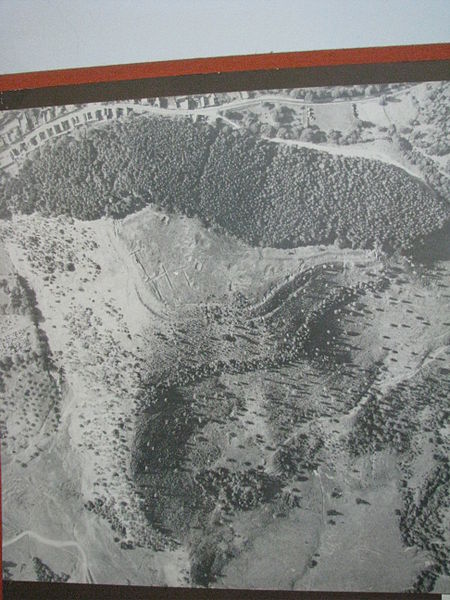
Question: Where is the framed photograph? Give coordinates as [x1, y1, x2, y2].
[0, 44, 449, 600]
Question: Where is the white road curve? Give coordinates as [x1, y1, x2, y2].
[264, 136, 428, 184]
[3, 530, 94, 583]
[0, 83, 421, 172]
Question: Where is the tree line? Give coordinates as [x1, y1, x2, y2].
[1, 115, 447, 252]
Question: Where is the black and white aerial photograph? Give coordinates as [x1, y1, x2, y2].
[0, 80, 449, 594]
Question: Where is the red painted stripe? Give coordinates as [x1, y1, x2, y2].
[0, 43, 449, 93]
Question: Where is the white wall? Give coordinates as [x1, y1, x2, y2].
[0, 0, 449, 75]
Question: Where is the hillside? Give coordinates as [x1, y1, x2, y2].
[1, 86, 449, 593]
[1, 203, 449, 591]
[1, 116, 447, 252]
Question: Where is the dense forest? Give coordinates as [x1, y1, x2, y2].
[1, 115, 448, 251]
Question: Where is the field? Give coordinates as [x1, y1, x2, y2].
[1, 81, 449, 593]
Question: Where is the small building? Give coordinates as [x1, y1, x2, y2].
[199, 95, 215, 108]
[0, 114, 22, 144]
[43, 109, 53, 123]
[176, 96, 197, 109]
[18, 113, 32, 134]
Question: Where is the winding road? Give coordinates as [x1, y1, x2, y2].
[0, 83, 422, 174]
[3, 530, 95, 583]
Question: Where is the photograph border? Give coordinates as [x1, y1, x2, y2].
[1, 42, 449, 600]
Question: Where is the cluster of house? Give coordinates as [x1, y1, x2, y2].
[0, 91, 251, 173]
[0, 104, 144, 172]
[148, 92, 218, 110]
[148, 90, 251, 109]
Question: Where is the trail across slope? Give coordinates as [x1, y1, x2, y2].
[3, 530, 94, 583]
